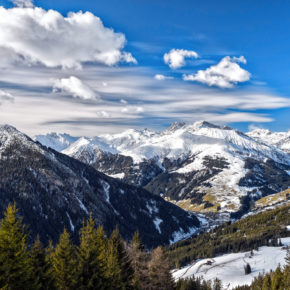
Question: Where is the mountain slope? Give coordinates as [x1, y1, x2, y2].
[36, 121, 290, 214]
[0, 124, 200, 248]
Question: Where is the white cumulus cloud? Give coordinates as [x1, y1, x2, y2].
[0, 6, 136, 69]
[53, 76, 99, 100]
[164, 49, 199, 69]
[183, 56, 250, 88]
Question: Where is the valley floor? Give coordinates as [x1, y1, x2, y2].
[172, 237, 290, 289]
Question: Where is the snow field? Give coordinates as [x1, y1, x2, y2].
[173, 237, 290, 289]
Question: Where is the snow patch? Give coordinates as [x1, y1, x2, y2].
[170, 226, 197, 244]
[107, 172, 125, 179]
[75, 196, 89, 214]
[101, 180, 111, 203]
[66, 212, 74, 232]
[153, 217, 163, 234]
[146, 200, 159, 215]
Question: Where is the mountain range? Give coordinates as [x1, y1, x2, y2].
[0, 124, 200, 248]
[35, 121, 290, 217]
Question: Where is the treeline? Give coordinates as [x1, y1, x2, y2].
[0, 203, 222, 290]
[166, 205, 290, 268]
[0, 203, 175, 290]
[233, 251, 290, 290]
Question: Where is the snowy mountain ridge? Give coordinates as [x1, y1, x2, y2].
[59, 121, 290, 165]
[35, 121, 290, 214]
[34, 132, 79, 152]
[247, 128, 290, 154]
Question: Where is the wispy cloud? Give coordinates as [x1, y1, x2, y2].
[183, 56, 250, 88]
[120, 99, 128, 104]
[10, 0, 34, 8]
[96, 111, 110, 118]
[247, 124, 265, 132]
[0, 64, 288, 136]
[0, 89, 14, 104]
[154, 74, 173, 80]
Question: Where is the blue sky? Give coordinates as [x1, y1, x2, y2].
[0, 0, 289, 136]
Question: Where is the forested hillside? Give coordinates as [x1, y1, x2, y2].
[167, 204, 290, 268]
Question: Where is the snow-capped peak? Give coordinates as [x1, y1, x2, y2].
[165, 121, 186, 133]
[0, 124, 21, 135]
[63, 136, 118, 160]
[0, 124, 33, 145]
[248, 128, 272, 136]
[0, 124, 45, 157]
[34, 132, 79, 151]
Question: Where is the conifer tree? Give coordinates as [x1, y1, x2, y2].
[110, 228, 134, 289]
[149, 246, 174, 290]
[111, 229, 134, 289]
[262, 274, 271, 290]
[53, 228, 77, 290]
[212, 278, 222, 290]
[284, 249, 290, 289]
[131, 231, 144, 251]
[202, 279, 212, 290]
[78, 215, 107, 289]
[244, 263, 251, 275]
[45, 240, 56, 288]
[271, 265, 284, 290]
[129, 231, 150, 290]
[30, 235, 56, 290]
[251, 273, 267, 290]
[106, 234, 124, 290]
[0, 203, 33, 289]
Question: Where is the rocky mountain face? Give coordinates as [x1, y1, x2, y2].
[0, 125, 200, 248]
[35, 121, 290, 215]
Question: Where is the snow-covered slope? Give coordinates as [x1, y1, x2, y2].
[34, 132, 79, 151]
[247, 128, 290, 154]
[173, 237, 290, 289]
[36, 121, 290, 214]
